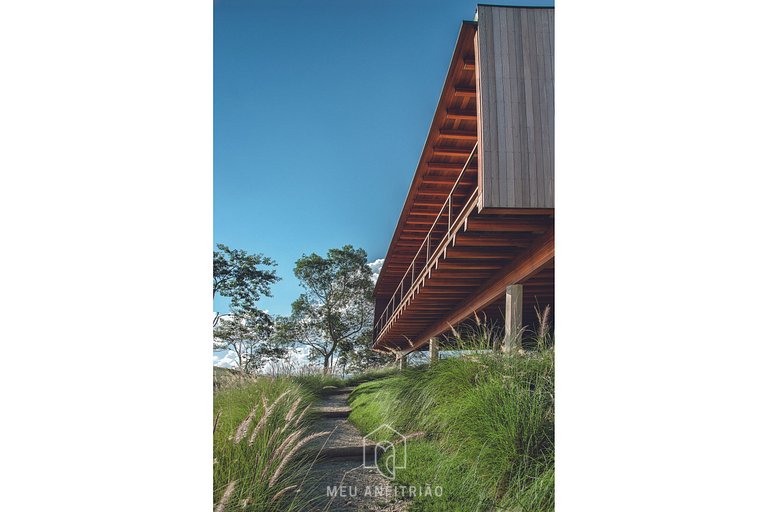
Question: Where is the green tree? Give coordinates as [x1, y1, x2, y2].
[278, 245, 374, 374]
[213, 244, 280, 326]
[336, 327, 391, 374]
[213, 310, 286, 373]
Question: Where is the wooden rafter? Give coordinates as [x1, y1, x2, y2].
[445, 108, 477, 120]
[438, 129, 477, 140]
[432, 146, 475, 157]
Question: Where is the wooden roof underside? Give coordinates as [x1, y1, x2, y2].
[373, 21, 479, 301]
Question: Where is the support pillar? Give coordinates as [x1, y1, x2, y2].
[398, 352, 408, 370]
[429, 338, 439, 364]
[503, 284, 524, 354]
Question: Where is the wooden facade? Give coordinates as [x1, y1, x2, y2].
[373, 5, 554, 355]
[476, 5, 554, 209]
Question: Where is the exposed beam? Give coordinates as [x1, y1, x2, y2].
[445, 108, 477, 120]
[429, 271, 495, 279]
[418, 183, 476, 193]
[432, 146, 474, 157]
[421, 176, 472, 185]
[411, 200, 452, 207]
[431, 260, 502, 270]
[412, 293, 467, 298]
[422, 279, 484, 287]
[402, 228, 554, 351]
[445, 247, 518, 259]
[427, 161, 477, 171]
[466, 217, 552, 233]
[477, 207, 554, 216]
[454, 86, 476, 97]
[405, 220, 454, 226]
[453, 237, 531, 248]
[410, 206, 446, 213]
[454, 231, 537, 242]
[438, 129, 477, 140]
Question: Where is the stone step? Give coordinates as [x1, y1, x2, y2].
[319, 386, 355, 396]
[302, 444, 375, 461]
[312, 407, 351, 418]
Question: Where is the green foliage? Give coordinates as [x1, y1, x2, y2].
[348, 349, 555, 512]
[213, 244, 287, 373]
[213, 244, 280, 313]
[337, 328, 391, 374]
[278, 245, 374, 372]
[213, 310, 287, 374]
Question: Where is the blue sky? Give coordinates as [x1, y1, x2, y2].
[214, 0, 553, 320]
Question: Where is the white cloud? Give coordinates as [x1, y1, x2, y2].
[213, 344, 317, 373]
[260, 344, 327, 374]
[213, 350, 238, 369]
[368, 258, 384, 283]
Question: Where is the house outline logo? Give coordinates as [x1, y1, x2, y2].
[362, 424, 406, 480]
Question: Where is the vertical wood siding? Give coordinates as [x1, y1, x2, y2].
[476, 6, 554, 209]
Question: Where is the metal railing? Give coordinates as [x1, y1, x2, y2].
[374, 142, 479, 340]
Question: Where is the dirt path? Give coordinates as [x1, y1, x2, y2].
[300, 388, 407, 512]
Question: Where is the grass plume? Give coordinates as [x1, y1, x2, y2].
[214, 379, 318, 511]
[214, 480, 236, 512]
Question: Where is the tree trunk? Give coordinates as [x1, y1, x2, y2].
[323, 354, 331, 374]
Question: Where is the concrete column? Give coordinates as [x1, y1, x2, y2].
[398, 352, 408, 370]
[503, 284, 524, 354]
[429, 338, 439, 364]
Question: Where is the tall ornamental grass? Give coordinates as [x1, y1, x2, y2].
[213, 377, 328, 511]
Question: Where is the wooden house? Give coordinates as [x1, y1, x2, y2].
[372, 5, 554, 358]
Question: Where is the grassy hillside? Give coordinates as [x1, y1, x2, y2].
[348, 350, 555, 512]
